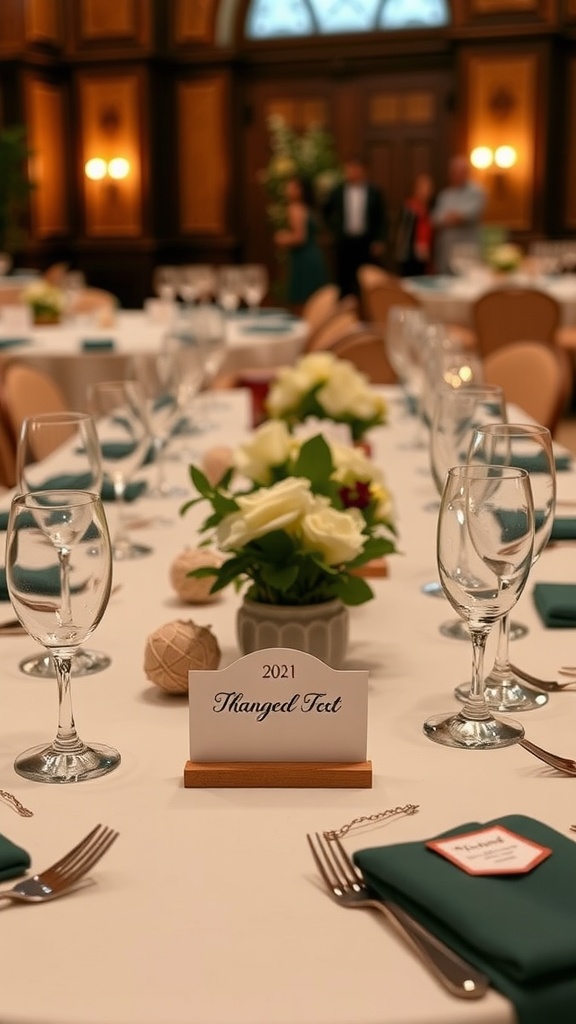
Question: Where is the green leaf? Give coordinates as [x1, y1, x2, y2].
[250, 530, 295, 563]
[189, 465, 213, 499]
[334, 574, 374, 606]
[260, 563, 299, 592]
[187, 566, 219, 579]
[211, 493, 239, 516]
[293, 434, 334, 486]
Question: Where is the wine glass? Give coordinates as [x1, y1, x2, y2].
[16, 411, 111, 678]
[132, 351, 181, 499]
[153, 265, 179, 301]
[178, 265, 216, 306]
[162, 321, 206, 453]
[89, 380, 152, 560]
[449, 242, 482, 278]
[457, 422, 556, 711]
[6, 489, 120, 782]
[241, 264, 268, 313]
[216, 266, 243, 313]
[423, 464, 534, 749]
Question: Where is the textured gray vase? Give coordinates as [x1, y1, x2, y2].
[236, 598, 349, 668]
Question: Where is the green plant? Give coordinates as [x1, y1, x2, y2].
[0, 126, 33, 254]
[260, 115, 341, 228]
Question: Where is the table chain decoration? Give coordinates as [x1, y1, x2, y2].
[0, 789, 34, 817]
[323, 803, 419, 840]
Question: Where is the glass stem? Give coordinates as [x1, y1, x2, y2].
[462, 628, 492, 720]
[52, 652, 84, 753]
[113, 478, 130, 548]
[57, 546, 73, 628]
[154, 436, 168, 494]
[490, 613, 512, 680]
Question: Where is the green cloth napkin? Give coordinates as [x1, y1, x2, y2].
[0, 564, 62, 601]
[36, 473, 148, 503]
[0, 833, 30, 881]
[0, 337, 31, 350]
[80, 338, 115, 351]
[355, 814, 576, 1024]
[239, 323, 293, 335]
[550, 517, 576, 541]
[511, 451, 572, 473]
[533, 582, 576, 627]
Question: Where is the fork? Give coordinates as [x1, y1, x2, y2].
[518, 738, 576, 776]
[509, 663, 576, 692]
[307, 832, 489, 999]
[0, 823, 118, 903]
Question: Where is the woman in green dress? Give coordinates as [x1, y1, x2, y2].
[274, 177, 329, 309]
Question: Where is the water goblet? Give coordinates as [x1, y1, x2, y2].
[153, 265, 179, 302]
[241, 264, 268, 313]
[89, 380, 152, 560]
[456, 422, 556, 712]
[132, 351, 182, 499]
[423, 464, 534, 749]
[6, 490, 120, 782]
[16, 411, 111, 677]
[217, 266, 243, 313]
[162, 321, 206, 456]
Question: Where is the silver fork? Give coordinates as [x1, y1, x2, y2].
[0, 824, 118, 903]
[509, 663, 576, 692]
[307, 832, 489, 999]
[519, 738, 576, 776]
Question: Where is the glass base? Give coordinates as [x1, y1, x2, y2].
[19, 647, 111, 678]
[113, 540, 153, 560]
[14, 741, 121, 783]
[421, 580, 445, 598]
[454, 676, 548, 712]
[423, 710, 524, 749]
[439, 618, 528, 642]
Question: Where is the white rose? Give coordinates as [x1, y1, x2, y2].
[297, 352, 338, 387]
[234, 420, 294, 484]
[331, 442, 383, 486]
[216, 477, 314, 550]
[266, 367, 310, 416]
[300, 502, 365, 565]
[371, 483, 396, 526]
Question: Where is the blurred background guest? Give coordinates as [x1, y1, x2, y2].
[274, 176, 328, 310]
[432, 155, 486, 274]
[396, 172, 434, 277]
[323, 155, 388, 297]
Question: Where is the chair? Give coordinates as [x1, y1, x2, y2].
[301, 284, 340, 333]
[356, 265, 401, 319]
[331, 328, 397, 384]
[304, 297, 360, 352]
[483, 341, 566, 434]
[0, 406, 16, 487]
[360, 281, 422, 326]
[0, 362, 69, 457]
[472, 287, 560, 357]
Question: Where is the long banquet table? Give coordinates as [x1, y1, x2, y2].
[1, 388, 576, 1024]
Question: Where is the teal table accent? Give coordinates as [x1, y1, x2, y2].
[550, 517, 576, 541]
[0, 833, 30, 880]
[0, 337, 31, 350]
[0, 564, 62, 601]
[80, 338, 116, 351]
[533, 582, 576, 627]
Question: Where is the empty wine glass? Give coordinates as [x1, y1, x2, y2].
[89, 380, 152, 560]
[423, 464, 534, 750]
[7, 490, 120, 782]
[241, 264, 268, 313]
[16, 411, 111, 678]
[217, 266, 243, 313]
[457, 422, 556, 712]
[153, 265, 179, 301]
[178, 265, 216, 306]
[449, 242, 482, 278]
[132, 351, 181, 499]
[162, 321, 206, 453]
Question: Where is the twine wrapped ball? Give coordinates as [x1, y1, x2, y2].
[169, 548, 222, 604]
[144, 619, 221, 694]
[202, 445, 234, 486]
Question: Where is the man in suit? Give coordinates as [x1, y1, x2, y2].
[324, 155, 388, 297]
[432, 155, 486, 274]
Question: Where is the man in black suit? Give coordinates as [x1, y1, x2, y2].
[324, 155, 388, 297]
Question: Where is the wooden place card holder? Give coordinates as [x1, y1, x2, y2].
[184, 648, 372, 789]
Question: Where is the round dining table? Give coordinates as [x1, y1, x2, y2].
[0, 389, 575, 1024]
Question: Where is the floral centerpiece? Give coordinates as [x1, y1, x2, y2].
[23, 280, 65, 324]
[265, 352, 388, 443]
[488, 243, 523, 274]
[181, 428, 397, 665]
[261, 115, 341, 229]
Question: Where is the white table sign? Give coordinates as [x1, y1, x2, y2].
[188, 648, 368, 763]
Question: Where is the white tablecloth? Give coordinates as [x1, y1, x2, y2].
[0, 310, 308, 409]
[0, 390, 575, 1024]
[404, 273, 576, 329]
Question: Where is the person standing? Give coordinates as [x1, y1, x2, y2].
[324, 155, 388, 297]
[432, 155, 486, 274]
[396, 172, 434, 277]
[274, 176, 328, 310]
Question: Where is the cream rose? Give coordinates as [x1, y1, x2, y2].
[216, 477, 314, 550]
[266, 367, 310, 417]
[330, 441, 383, 486]
[300, 502, 365, 565]
[234, 420, 294, 484]
[371, 483, 396, 526]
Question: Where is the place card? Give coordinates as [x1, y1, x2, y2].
[427, 825, 552, 876]
[184, 647, 371, 788]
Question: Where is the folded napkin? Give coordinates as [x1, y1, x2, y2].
[0, 833, 30, 881]
[0, 564, 62, 601]
[80, 338, 116, 351]
[355, 814, 576, 1024]
[0, 337, 31, 350]
[550, 517, 576, 541]
[533, 582, 576, 627]
[99, 441, 155, 467]
[510, 451, 572, 473]
[239, 323, 293, 335]
[35, 472, 148, 503]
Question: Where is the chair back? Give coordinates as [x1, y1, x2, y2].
[332, 328, 397, 384]
[472, 288, 560, 357]
[301, 284, 340, 333]
[0, 407, 16, 487]
[304, 297, 360, 352]
[362, 282, 421, 326]
[483, 341, 565, 434]
[1, 363, 69, 456]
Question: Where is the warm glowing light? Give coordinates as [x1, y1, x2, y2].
[85, 157, 107, 181]
[494, 145, 517, 169]
[470, 146, 493, 170]
[108, 157, 130, 180]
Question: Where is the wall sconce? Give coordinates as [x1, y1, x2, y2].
[470, 146, 518, 171]
[84, 157, 131, 181]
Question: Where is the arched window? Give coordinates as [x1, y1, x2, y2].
[246, 0, 450, 39]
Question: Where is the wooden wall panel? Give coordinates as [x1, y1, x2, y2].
[78, 71, 144, 237]
[25, 77, 69, 237]
[71, 0, 151, 50]
[0, 0, 24, 53]
[565, 59, 576, 228]
[177, 76, 229, 235]
[25, 0, 61, 46]
[464, 53, 538, 230]
[172, 0, 216, 45]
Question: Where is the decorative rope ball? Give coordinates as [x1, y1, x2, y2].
[144, 619, 221, 694]
[202, 445, 234, 486]
[169, 548, 222, 604]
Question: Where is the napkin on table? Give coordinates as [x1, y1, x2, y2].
[80, 338, 116, 351]
[0, 338, 31, 350]
[354, 814, 576, 1024]
[0, 833, 30, 881]
[28, 473, 148, 503]
[550, 517, 576, 541]
[239, 323, 293, 335]
[0, 564, 63, 601]
[533, 583, 576, 627]
[511, 451, 572, 473]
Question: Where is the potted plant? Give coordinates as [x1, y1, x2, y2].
[0, 126, 33, 259]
